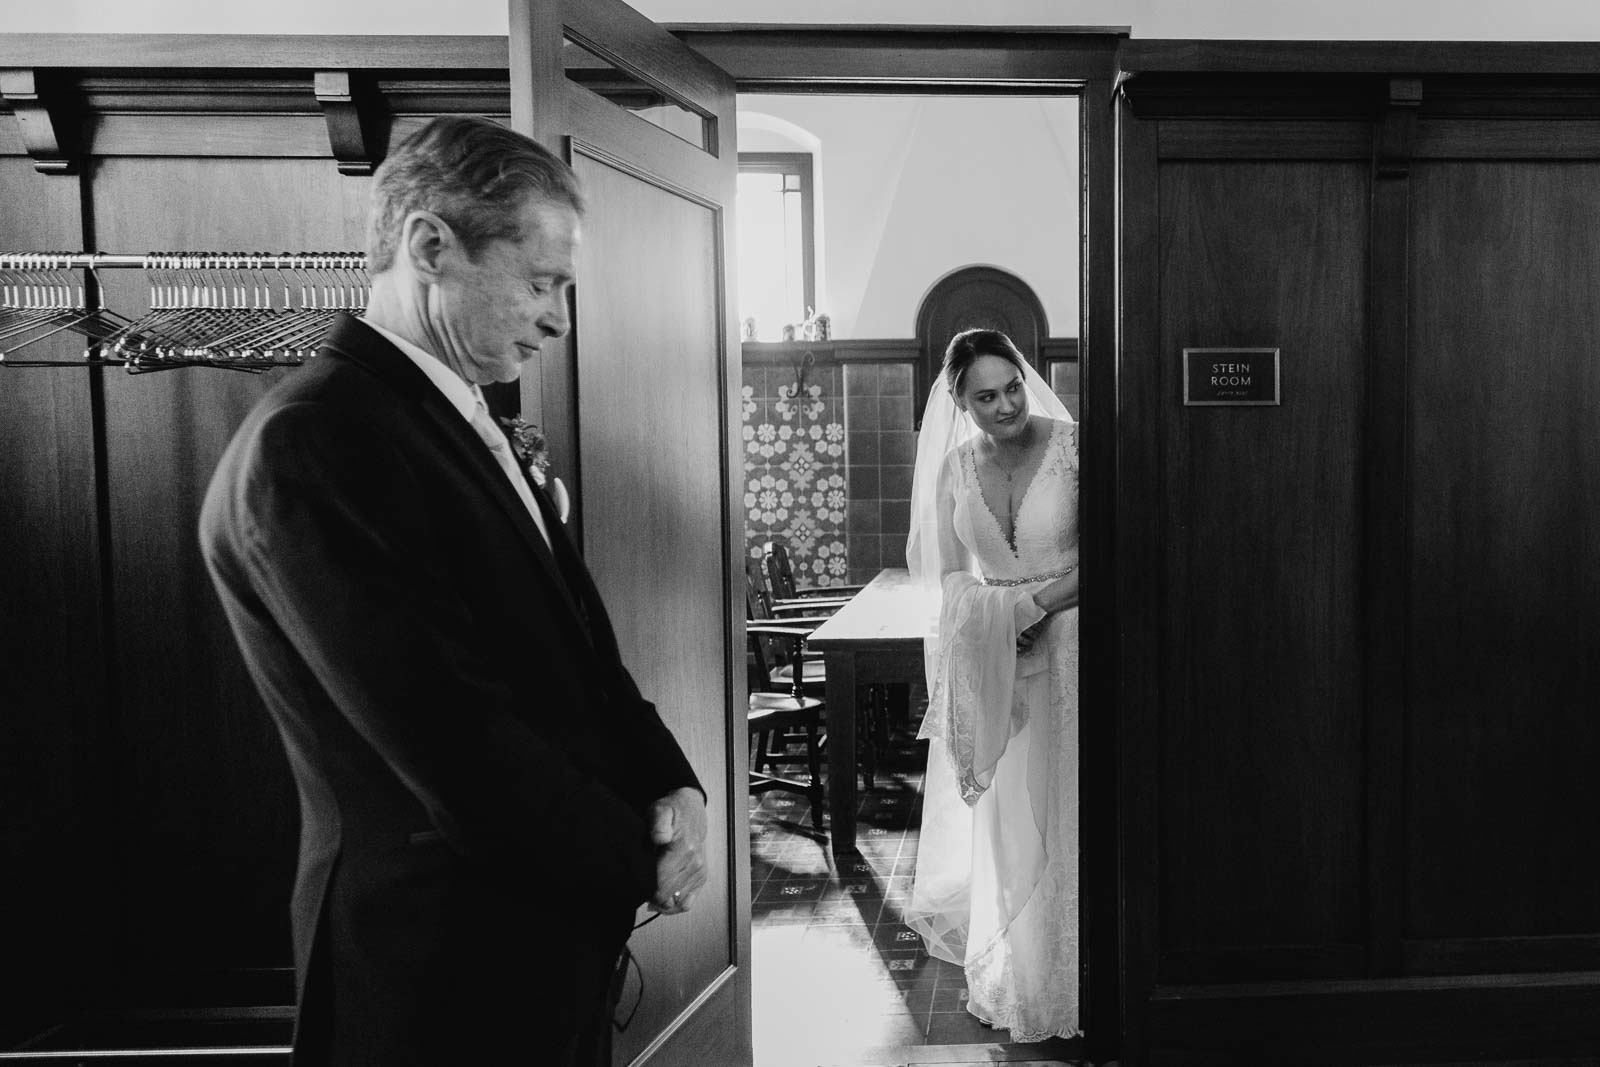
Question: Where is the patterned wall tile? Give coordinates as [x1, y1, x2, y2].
[743, 358, 849, 589]
[743, 352, 921, 588]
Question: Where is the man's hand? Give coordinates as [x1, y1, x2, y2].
[647, 787, 707, 915]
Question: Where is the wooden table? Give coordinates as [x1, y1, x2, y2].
[805, 567, 937, 853]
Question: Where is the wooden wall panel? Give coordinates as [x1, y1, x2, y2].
[0, 156, 107, 1042]
[0, 37, 517, 1053]
[87, 157, 368, 975]
[1404, 160, 1600, 951]
[1123, 67, 1600, 1062]
[1155, 161, 1368, 978]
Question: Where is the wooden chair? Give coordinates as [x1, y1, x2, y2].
[759, 545, 894, 782]
[762, 542, 905, 754]
[747, 555, 851, 617]
[747, 613, 828, 832]
[763, 539, 866, 602]
[745, 573, 877, 794]
[745, 567, 829, 688]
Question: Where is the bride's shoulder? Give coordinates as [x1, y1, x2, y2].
[1037, 417, 1078, 469]
[1034, 416, 1074, 446]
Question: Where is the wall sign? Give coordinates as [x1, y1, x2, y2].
[1182, 347, 1281, 406]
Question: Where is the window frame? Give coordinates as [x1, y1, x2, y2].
[736, 151, 817, 327]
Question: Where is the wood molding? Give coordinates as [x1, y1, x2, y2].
[0, 34, 515, 171]
[673, 27, 1122, 91]
[1404, 936, 1600, 976]
[1123, 73, 1378, 121]
[1121, 39, 1600, 77]
[1363, 76, 1416, 982]
[1114, 95, 1163, 1067]
[1158, 119, 1372, 159]
[313, 71, 389, 176]
[0, 69, 73, 173]
[0, 33, 507, 71]
[1145, 972, 1600, 1060]
[740, 337, 1077, 366]
[1077, 74, 1121, 1063]
[0, 72, 510, 163]
[1374, 77, 1423, 178]
[741, 339, 916, 364]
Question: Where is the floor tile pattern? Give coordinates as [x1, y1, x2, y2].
[750, 730, 1084, 1067]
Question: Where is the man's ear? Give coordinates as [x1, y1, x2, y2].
[400, 210, 453, 281]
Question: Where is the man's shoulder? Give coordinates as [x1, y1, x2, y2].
[257, 336, 406, 417]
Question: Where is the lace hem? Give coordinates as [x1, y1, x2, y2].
[964, 904, 1081, 1041]
[965, 923, 1082, 1041]
[956, 655, 1080, 1044]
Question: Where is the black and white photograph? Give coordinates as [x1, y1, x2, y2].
[3, 2, 1599, 1065]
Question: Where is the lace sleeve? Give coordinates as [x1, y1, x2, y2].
[1041, 418, 1077, 480]
[923, 572, 1039, 805]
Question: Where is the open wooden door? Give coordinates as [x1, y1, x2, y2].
[509, 3, 749, 1065]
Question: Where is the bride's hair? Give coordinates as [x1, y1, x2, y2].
[942, 328, 1028, 397]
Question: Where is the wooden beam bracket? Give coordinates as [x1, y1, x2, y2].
[0, 69, 75, 174]
[1374, 77, 1423, 179]
[314, 70, 389, 177]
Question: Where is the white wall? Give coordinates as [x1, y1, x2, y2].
[740, 96, 1078, 340]
[9, 0, 1600, 38]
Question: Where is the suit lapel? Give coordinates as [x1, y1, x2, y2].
[531, 481, 630, 662]
[527, 480, 593, 635]
[319, 315, 591, 637]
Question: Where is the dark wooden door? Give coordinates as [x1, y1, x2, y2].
[511, 4, 748, 1064]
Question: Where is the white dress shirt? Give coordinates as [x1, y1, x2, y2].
[362, 319, 551, 547]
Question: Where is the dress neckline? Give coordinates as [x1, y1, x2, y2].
[967, 418, 1060, 557]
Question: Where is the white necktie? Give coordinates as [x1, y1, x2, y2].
[469, 401, 551, 547]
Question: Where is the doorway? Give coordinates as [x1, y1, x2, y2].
[730, 85, 1099, 1066]
[522, 13, 1121, 1062]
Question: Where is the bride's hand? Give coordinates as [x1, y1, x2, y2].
[1017, 617, 1047, 653]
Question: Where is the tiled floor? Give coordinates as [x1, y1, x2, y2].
[749, 725, 1087, 1067]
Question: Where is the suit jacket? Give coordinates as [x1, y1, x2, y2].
[199, 314, 702, 1064]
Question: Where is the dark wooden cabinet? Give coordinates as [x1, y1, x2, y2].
[1117, 50, 1600, 1064]
[0, 38, 511, 1053]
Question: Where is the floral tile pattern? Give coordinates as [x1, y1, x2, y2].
[743, 361, 850, 587]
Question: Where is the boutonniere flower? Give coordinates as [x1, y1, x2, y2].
[496, 415, 551, 487]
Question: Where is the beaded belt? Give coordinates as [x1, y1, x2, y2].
[981, 565, 1076, 587]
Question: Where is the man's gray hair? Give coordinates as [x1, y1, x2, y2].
[366, 116, 585, 273]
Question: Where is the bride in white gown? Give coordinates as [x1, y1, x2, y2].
[904, 328, 1080, 1042]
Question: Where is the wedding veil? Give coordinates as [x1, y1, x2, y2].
[905, 357, 1074, 604]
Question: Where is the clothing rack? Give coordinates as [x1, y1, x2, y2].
[0, 251, 368, 372]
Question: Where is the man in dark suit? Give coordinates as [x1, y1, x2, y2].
[199, 116, 707, 1066]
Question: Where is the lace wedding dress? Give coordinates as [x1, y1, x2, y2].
[905, 417, 1080, 1042]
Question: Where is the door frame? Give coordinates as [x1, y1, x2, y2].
[673, 26, 1127, 1062]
